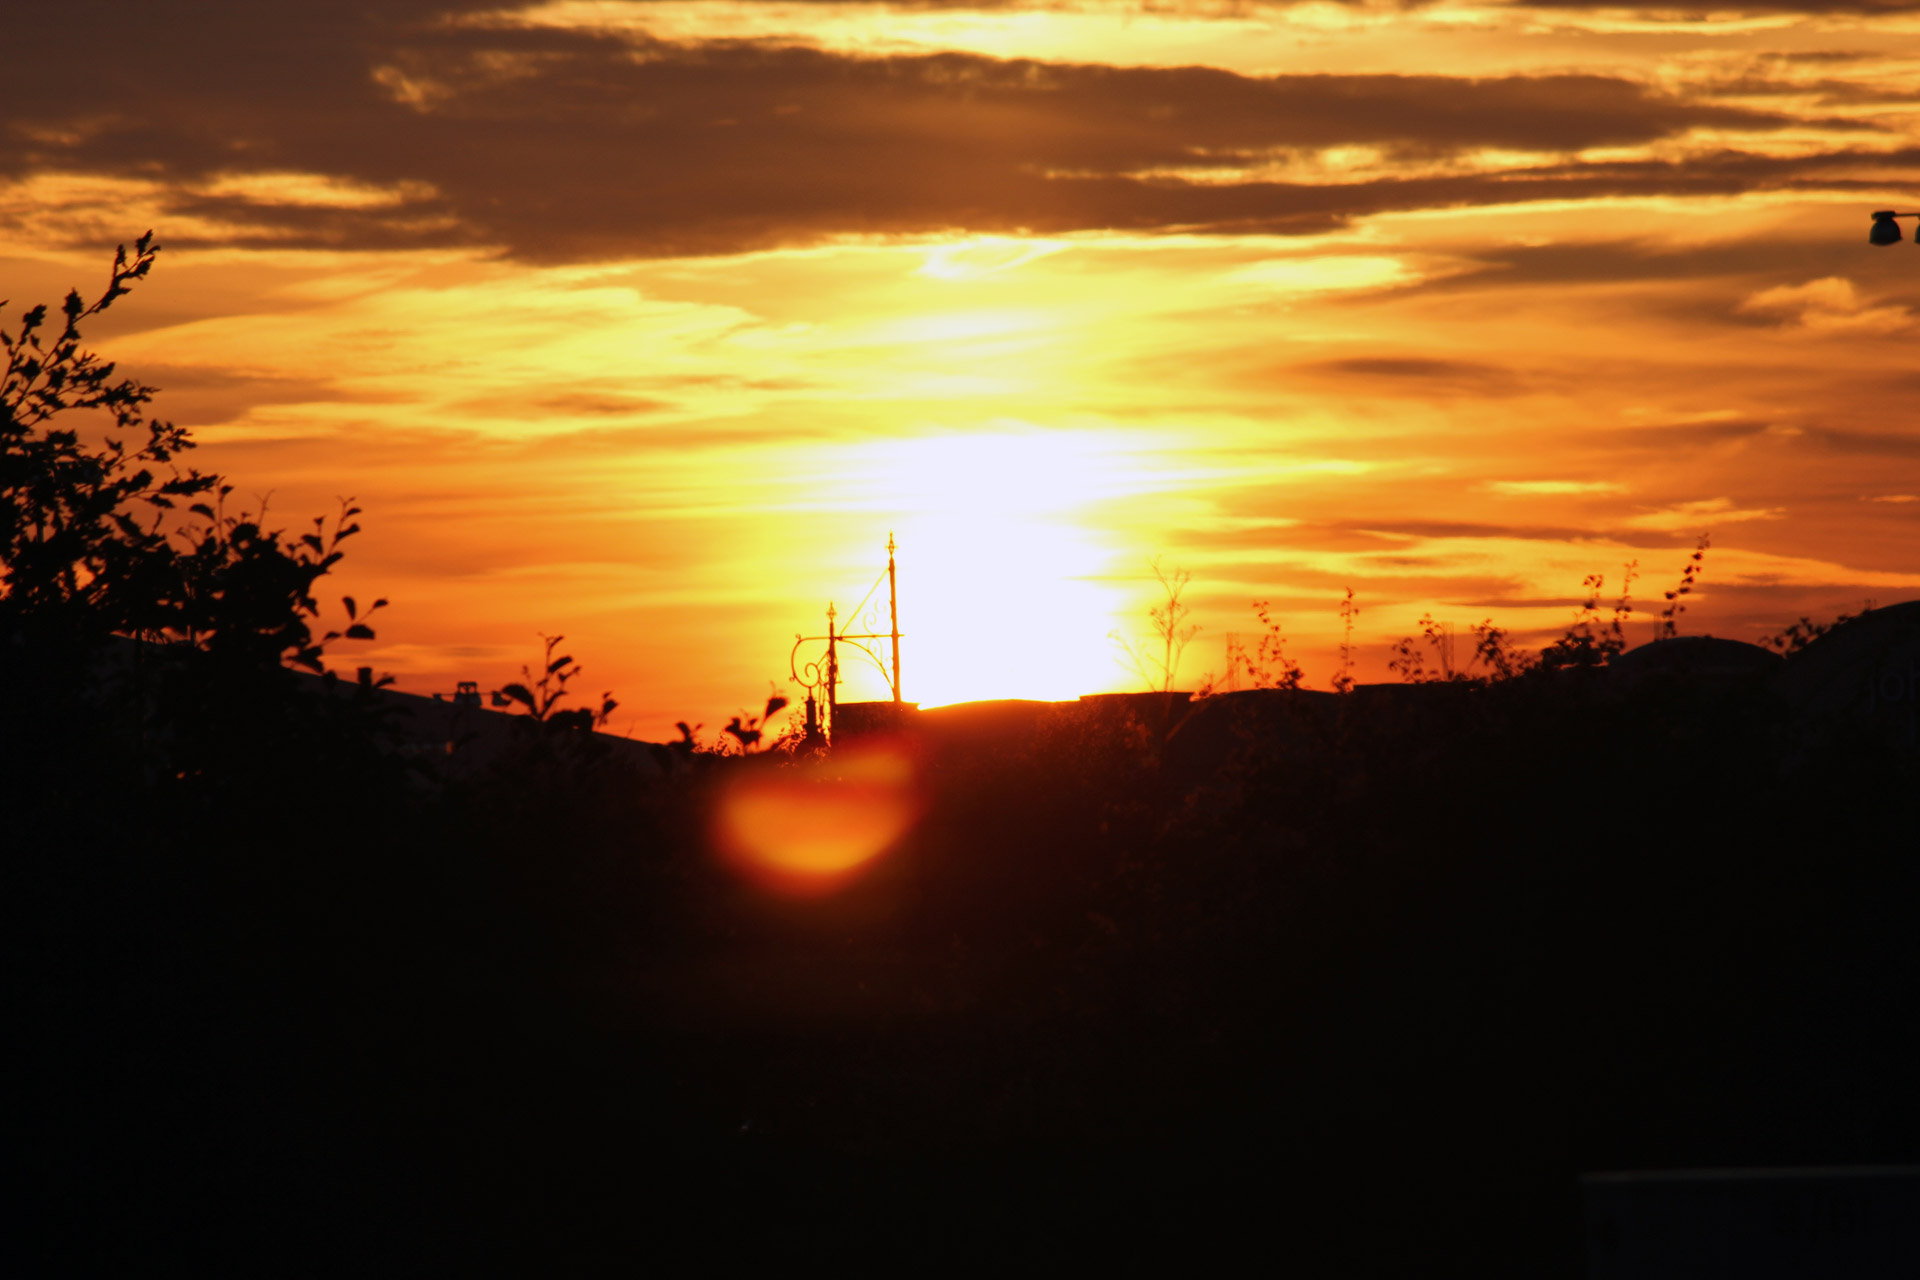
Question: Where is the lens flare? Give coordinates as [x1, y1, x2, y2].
[713, 743, 923, 896]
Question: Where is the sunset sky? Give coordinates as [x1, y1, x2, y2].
[6, 0, 1918, 739]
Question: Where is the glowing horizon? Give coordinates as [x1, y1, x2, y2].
[3, 0, 1916, 741]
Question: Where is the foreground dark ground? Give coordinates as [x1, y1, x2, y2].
[14, 645, 1919, 1274]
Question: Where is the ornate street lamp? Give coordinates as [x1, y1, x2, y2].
[789, 534, 904, 745]
[1869, 210, 1918, 246]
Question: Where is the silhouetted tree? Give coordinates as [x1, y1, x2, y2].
[4, 234, 208, 647]
[4, 235, 390, 818]
[2, 234, 377, 674]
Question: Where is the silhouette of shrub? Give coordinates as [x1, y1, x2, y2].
[4, 236, 397, 815]
[1763, 600, 1874, 653]
[3, 235, 376, 674]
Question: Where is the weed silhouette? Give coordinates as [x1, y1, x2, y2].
[1658, 533, 1710, 639]
[1332, 586, 1359, 693]
[1113, 556, 1199, 693]
[1220, 599, 1306, 691]
[500, 632, 616, 731]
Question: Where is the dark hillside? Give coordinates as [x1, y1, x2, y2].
[15, 612, 1917, 1273]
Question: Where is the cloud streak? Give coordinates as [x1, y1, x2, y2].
[5, 4, 1884, 261]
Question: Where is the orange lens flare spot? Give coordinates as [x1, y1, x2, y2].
[713, 744, 922, 896]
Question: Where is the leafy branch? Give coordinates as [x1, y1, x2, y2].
[1657, 535, 1710, 640]
[4, 235, 381, 679]
[724, 691, 791, 753]
[1762, 601, 1874, 654]
[498, 633, 617, 732]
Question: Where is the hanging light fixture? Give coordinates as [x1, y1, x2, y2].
[1868, 210, 1916, 246]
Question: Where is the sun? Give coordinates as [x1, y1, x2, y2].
[824, 427, 1163, 707]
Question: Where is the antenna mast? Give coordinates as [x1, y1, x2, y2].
[788, 536, 907, 742]
[888, 532, 902, 704]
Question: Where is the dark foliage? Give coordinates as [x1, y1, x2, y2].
[3, 234, 377, 672]
[3, 238, 402, 821]
[12, 250, 1915, 1275]
[1764, 602, 1875, 654]
[1538, 563, 1637, 671]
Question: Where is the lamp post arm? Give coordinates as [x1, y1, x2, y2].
[791, 631, 900, 688]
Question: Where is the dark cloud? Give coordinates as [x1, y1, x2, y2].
[1178, 517, 1608, 552]
[1516, 0, 1920, 12]
[1183, 514, 1769, 567]
[1179, 523, 1395, 552]
[1795, 427, 1920, 458]
[1596, 420, 1920, 462]
[1411, 229, 1920, 300]
[1679, 55, 1917, 109]
[2, 3, 1875, 261]
[529, 392, 678, 418]
[1303, 357, 1528, 394]
[1334, 518, 1711, 550]
[1608, 419, 1777, 448]
[1342, 519, 1603, 542]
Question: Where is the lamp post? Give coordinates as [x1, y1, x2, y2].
[789, 535, 905, 744]
[1869, 210, 1919, 246]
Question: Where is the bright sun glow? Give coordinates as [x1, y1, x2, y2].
[820, 428, 1166, 706]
